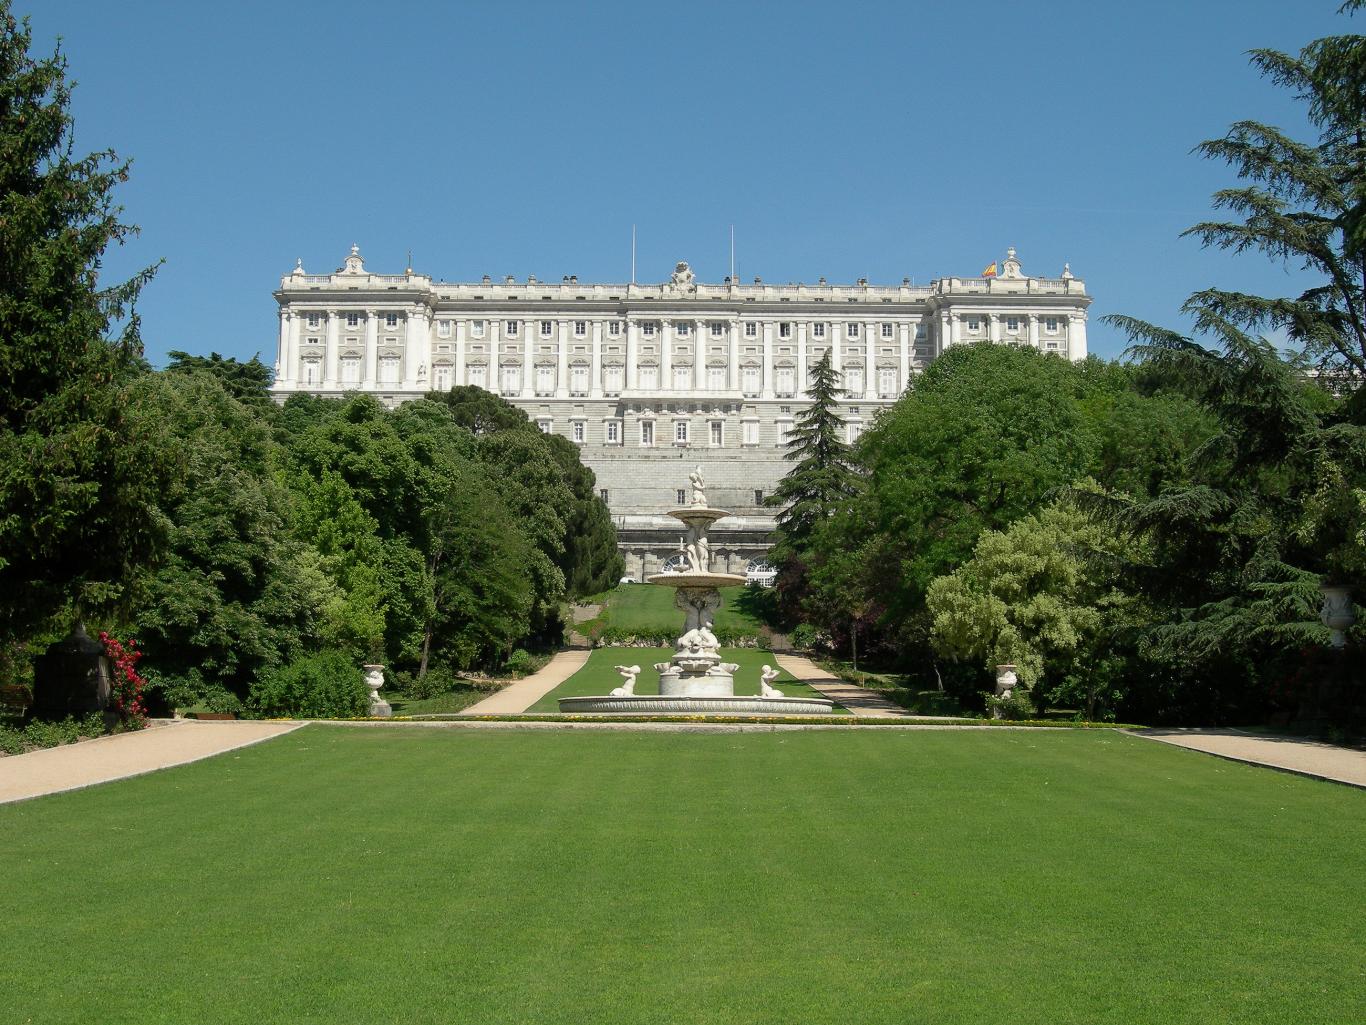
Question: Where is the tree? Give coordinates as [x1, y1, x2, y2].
[765, 349, 861, 549]
[165, 351, 274, 410]
[1176, 3, 1366, 375]
[0, 2, 173, 642]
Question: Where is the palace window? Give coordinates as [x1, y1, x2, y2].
[640, 420, 655, 446]
[967, 317, 980, 331]
[467, 364, 486, 389]
[605, 419, 621, 444]
[471, 320, 486, 338]
[1045, 317, 1060, 333]
[307, 313, 320, 328]
[340, 356, 360, 385]
[571, 420, 586, 444]
[812, 322, 826, 338]
[742, 420, 759, 446]
[779, 322, 792, 338]
[754, 489, 764, 506]
[742, 366, 760, 396]
[500, 366, 520, 394]
[433, 365, 452, 391]
[710, 322, 724, 337]
[437, 319, 451, 338]
[708, 366, 726, 391]
[641, 321, 658, 337]
[639, 365, 659, 389]
[675, 322, 691, 336]
[776, 419, 794, 447]
[673, 366, 691, 391]
[608, 320, 622, 337]
[709, 421, 723, 447]
[1007, 317, 1020, 332]
[878, 367, 898, 396]
[535, 365, 555, 394]
[603, 365, 623, 394]
[505, 320, 519, 336]
[536, 418, 552, 434]
[846, 323, 861, 338]
[775, 366, 795, 397]
[844, 367, 864, 397]
[881, 322, 894, 338]
[574, 320, 587, 337]
[600, 489, 609, 502]
[386, 313, 399, 328]
[744, 322, 758, 338]
[677, 488, 687, 505]
[378, 356, 399, 385]
[303, 359, 320, 385]
[570, 365, 589, 395]
[540, 320, 553, 337]
[674, 421, 689, 445]
[915, 323, 927, 340]
[346, 312, 360, 328]
[847, 420, 864, 443]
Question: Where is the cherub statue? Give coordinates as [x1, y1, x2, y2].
[689, 466, 706, 507]
[759, 665, 784, 698]
[610, 664, 641, 697]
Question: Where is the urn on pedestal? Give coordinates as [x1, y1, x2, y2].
[1319, 584, 1355, 649]
[363, 664, 392, 717]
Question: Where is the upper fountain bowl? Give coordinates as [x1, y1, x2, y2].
[666, 506, 731, 526]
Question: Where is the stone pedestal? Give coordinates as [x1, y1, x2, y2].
[364, 664, 392, 718]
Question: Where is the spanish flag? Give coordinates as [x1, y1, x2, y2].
[982, 262, 998, 278]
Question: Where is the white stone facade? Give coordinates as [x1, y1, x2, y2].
[270, 247, 1090, 574]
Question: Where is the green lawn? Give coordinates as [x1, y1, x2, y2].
[3, 727, 1363, 1024]
[527, 646, 843, 712]
[579, 583, 770, 638]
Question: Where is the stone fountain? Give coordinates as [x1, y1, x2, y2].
[558, 469, 835, 715]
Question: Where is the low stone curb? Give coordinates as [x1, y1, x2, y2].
[1127, 729, 1366, 791]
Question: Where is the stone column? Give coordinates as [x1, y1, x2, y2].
[454, 320, 465, 385]
[830, 324, 842, 377]
[556, 320, 569, 398]
[521, 321, 534, 398]
[276, 310, 290, 387]
[1027, 313, 1040, 350]
[899, 323, 911, 387]
[324, 311, 341, 388]
[661, 321, 672, 393]
[988, 313, 1001, 344]
[403, 308, 427, 389]
[363, 309, 379, 387]
[949, 313, 962, 348]
[590, 320, 603, 398]
[1068, 312, 1088, 359]
[626, 318, 638, 390]
[288, 311, 303, 388]
[727, 318, 739, 391]
[796, 323, 808, 397]
[692, 320, 703, 390]
[761, 322, 775, 399]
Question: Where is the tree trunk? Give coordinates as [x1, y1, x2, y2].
[418, 627, 432, 679]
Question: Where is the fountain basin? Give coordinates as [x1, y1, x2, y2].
[557, 694, 837, 715]
[645, 572, 748, 589]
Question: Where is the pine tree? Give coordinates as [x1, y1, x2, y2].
[0, 2, 172, 642]
[1175, 2, 1366, 374]
[766, 348, 862, 550]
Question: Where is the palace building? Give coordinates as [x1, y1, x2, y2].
[269, 246, 1090, 579]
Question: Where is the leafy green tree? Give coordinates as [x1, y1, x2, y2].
[927, 498, 1147, 719]
[0, 2, 174, 641]
[1175, 4, 1366, 375]
[165, 351, 274, 410]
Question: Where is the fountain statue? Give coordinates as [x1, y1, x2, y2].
[557, 470, 835, 715]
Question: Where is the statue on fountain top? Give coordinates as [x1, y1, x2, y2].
[689, 466, 707, 507]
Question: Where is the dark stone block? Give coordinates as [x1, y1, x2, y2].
[31, 622, 111, 721]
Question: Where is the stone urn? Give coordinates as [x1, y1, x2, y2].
[363, 664, 391, 718]
[992, 664, 1018, 720]
[1319, 584, 1355, 649]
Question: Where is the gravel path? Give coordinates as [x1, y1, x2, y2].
[0, 719, 303, 804]
[1134, 728, 1366, 789]
[459, 649, 592, 714]
[774, 654, 910, 717]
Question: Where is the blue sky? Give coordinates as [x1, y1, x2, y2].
[29, 0, 1350, 365]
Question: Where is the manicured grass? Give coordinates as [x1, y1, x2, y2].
[2, 727, 1362, 1023]
[527, 646, 843, 712]
[580, 583, 768, 638]
[387, 685, 497, 716]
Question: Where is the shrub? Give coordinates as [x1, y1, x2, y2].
[407, 666, 461, 699]
[0, 713, 108, 756]
[143, 669, 245, 717]
[249, 652, 368, 718]
[504, 649, 536, 677]
[986, 690, 1035, 721]
[790, 624, 822, 651]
